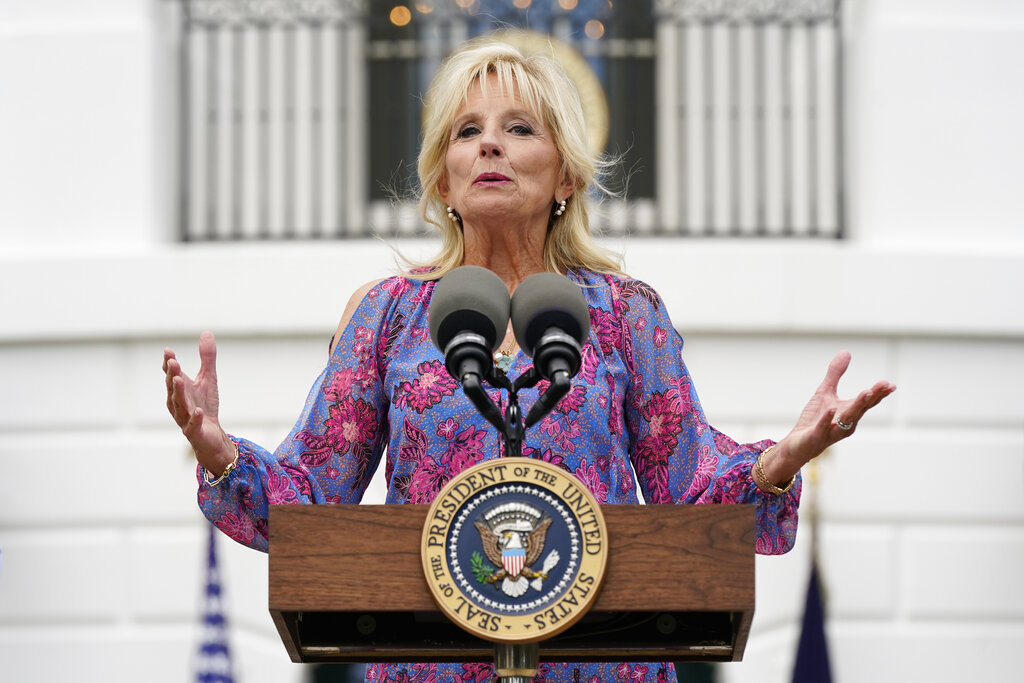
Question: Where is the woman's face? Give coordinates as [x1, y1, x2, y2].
[440, 74, 571, 229]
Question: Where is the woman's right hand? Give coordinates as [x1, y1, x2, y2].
[163, 331, 236, 476]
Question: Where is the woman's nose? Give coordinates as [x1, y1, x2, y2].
[478, 129, 503, 157]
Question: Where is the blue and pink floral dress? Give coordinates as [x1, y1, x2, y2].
[198, 267, 801, 683]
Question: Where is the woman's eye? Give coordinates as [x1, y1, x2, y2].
[510, 124, 533, 135]
[456, 125, 480, 138]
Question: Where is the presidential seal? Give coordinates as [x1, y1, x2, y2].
[421, 459, 608, 643]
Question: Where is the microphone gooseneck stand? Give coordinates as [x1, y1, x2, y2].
[456, 351, 574, 458]
[451, 332, 578, 683]
[493, 641, 539, 683]
[430, 268, 593, 682]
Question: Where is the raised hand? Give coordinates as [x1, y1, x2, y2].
[762, 351, 896, 485]
[163, 331, 235, 475]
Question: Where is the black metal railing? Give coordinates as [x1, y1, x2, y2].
[173, 0, 844, 241]
[653, 0, 844, 237]
[176, 0, 367, 241]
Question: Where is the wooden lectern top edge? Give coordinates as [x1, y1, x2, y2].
[269, 503, 754, 612]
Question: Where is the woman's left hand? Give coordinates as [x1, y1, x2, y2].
[762, 351, 896, 484]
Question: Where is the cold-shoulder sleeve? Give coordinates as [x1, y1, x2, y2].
[611, 276, 801, 555]
[196, 282, 395, 552]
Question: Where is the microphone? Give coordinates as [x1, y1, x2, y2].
[510, 273, 590, 381]
[510, 273, 590, 428]
[428, 265, 510, 383]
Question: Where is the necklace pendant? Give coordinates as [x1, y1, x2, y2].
[494, 351, 513, 373]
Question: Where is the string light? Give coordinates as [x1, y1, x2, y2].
[389, 5, 412, 26]
[584, 19, 605, 39]
[558, 0, 578, 9]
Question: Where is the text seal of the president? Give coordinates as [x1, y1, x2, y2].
[421, 459, 608, 643]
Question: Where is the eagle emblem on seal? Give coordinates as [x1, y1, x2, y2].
[472, 502, 561, 598]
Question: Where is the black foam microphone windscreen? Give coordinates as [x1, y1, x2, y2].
[510, 273, 590, 356]
[428, 265, 511, 354]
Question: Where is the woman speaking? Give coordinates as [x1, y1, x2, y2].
[163, 36, 894, 683]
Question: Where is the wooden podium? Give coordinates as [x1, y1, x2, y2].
[269, 503, 755, 664]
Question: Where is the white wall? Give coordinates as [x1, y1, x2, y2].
[1, 1, 1023, 682]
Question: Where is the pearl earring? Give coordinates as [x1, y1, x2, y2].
[446, 206, 460, 223]
[553, 199, 567, 217]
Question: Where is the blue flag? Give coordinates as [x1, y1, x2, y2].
[791, 559, 832, 683]
[196, 523, 235, 683]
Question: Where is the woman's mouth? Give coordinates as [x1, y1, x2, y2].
[474, 172, 511, 185]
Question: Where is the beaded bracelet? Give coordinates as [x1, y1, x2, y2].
[202, 441, 240, 487]
[753, 445, 796, 495]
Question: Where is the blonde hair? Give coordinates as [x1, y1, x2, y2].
[406, 36, 623, 280]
